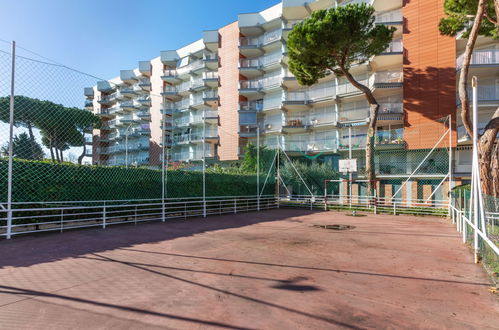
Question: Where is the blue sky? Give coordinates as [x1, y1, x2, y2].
[0, 0, 277, 80]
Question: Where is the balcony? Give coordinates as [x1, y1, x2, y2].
[137, 111, 151, 121]
[458, 84, 499, 105]
[239, 125, 259, 137]
[239, 100, 264, 112]
[382, 39, 403, 54]
[171, 150, 217, 162]
[189, 59, 206, 74]
[120, 100, 139, 111]
[161, 69, 181, 83]
[377, 103, 404, 124]
[282, 116, 310, 133]
[136, 125, 151, 136]
[239, 37, 265, 57]
[137, 95, 151, 106]
[84, 99, 93, 109]
[120, 70, 138, 84]
[372, 71, 403, 88]
[375, 128, 406, 149]
[239, 80, 263, 97]
[283, 138, 338, 153]
[98, 93, 118, 105]
[138, 61, 151, 76]
[120, 86, 136, 97]
[97, 81, 116, 93]
[161, 85, 181, 100]
[375, 9, 403, 25]
[203, 30, 219, 52]
[97, 108, 115, 118]
[84, 87, 94, 99]
[338, 135, 367, 150]
[160, 50, 180, 66]
[239, 58, 263, 78]
[202, 71, 219, 88]
[203, 54, 219, 70]
[283, 91, 310, 110]
[138, 79, 151, 91]
[338, 108, 369, 124]
[457, 48, 499, 70]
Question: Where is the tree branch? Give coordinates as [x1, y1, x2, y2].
[483, 9, 498, 25]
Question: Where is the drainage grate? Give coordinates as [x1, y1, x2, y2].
[313, 224, 356, 230]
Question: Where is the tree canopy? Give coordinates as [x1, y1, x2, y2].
[287, 4, 395, 86]
[439, 0, 498, 39]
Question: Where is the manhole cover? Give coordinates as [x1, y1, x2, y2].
[313, 224, 356, 230]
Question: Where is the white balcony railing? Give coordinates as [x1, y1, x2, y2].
[375, 9, 403, 24]
[338, 108, 369, 122]
[384, 39, 403, 53]
[457, 48, 499, 69]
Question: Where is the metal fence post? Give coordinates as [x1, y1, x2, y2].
[102, 202, 107, 229]
[6, 41, 16, 240]
[393, 201, 397, 215]
[257, 126, 260, 211]
[60, 209, 64, 233]
[234, 198, 237, 214]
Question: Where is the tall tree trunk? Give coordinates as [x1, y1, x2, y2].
[341, 69, 379, 195]
[78, 143, 86, 165]
[458, 0, 486, 138]
[478, 107, 499, 196]
[49, 144, 55, 162]
[26, 121, 36, 160]
[55, 146, 60, 162]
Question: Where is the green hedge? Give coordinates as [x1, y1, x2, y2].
[0, 159, 274, 202]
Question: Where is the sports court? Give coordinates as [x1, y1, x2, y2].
[0, 209, 497, 329]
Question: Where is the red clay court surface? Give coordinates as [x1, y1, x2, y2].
[0, 209, 498, 329]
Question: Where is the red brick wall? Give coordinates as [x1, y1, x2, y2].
[218, 22, 241, 161]
[403, 0, 457, 149]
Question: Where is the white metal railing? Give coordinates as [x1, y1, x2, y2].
[263, 29, 282, 45]
[384, 39, 403, 53]
[379, 102, 403, 114]
[203, 71, 218, 80]
[338, 108, 369, 122]
[375, 9, 403, 24]
[240, 58, 261, 68]
[0, 196, 278, 237]
[457, 48, 499, 69]
[374, 71, 403, 84]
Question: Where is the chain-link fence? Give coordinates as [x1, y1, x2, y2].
[0, 42, 278, 238]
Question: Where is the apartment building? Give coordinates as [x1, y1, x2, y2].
[85, 0, 498, 198]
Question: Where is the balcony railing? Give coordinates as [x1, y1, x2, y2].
[463, 84, 499, 102]
[375, 128, 405, 145]
[379, 102, 403, 114]
[375, 9, 403, 24]
[457, 48, 499, 69]
[339, 135, 367, 149]
[383, 39, 403, 53]
[284, 139, 337, 152]
[285, 116, 307, 127]
[240, 58, 261, 68]
[338, 108, 369, 122]
[239, 100, 263, 111]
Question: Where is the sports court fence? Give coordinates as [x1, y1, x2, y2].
[0, 40, 497, 276]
